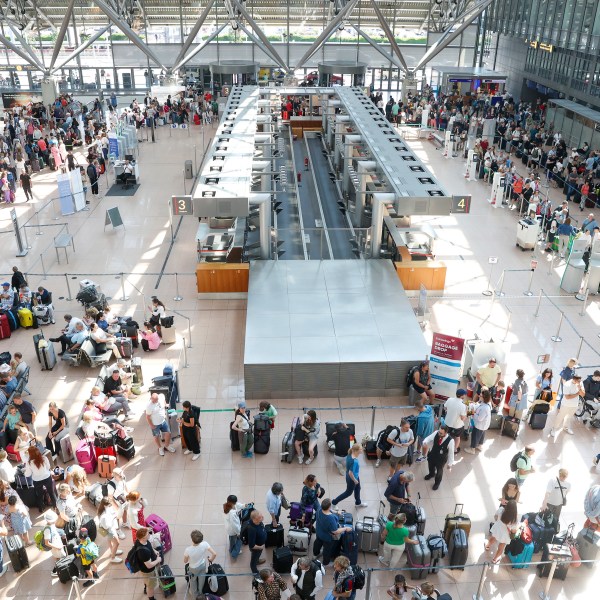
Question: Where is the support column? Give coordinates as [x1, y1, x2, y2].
[370, 193, 395, 258]
[250, 193, 272, 259]
[41, 78, 59, 106]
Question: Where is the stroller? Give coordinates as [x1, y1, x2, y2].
[575, 396, 600, 427]
[76, 284, 108, 312]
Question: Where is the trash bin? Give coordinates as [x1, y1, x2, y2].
[185, 160, 193, 179]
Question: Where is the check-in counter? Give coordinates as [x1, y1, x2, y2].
[196, 263, 249, 293]
[394, 261, 447, 291]
[290, 116, 323, 139]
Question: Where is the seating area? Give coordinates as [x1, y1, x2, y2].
[62, 339, 113, 368]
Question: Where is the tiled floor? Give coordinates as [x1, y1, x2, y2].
[0, 112, 598, 600]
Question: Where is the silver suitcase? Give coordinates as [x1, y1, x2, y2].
[287, 527, 310, 555]
[355, 515, 381, 553]
[59, 434, 74, 463]
[576, 527, 600, 567]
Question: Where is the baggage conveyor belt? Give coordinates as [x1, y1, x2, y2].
[290, 135, 357, 260]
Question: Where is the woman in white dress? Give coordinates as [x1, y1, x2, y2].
[485, 500, 519, 563]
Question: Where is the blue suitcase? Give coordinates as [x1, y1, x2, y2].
[507, 541, 534, 568]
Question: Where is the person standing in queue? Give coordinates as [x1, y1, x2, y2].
[134, 527, 162, 600]
[421, 424, 455, 491]
[178, 401, 201, 461]
[86, 159, 98, 196]
[247, 509, 267, 575]
[313, 498, 351, 566]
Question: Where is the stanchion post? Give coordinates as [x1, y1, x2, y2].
[503, 311, 512, 342]
[576, 336, 584, 361]
[23, 223, 31, 249]
[119, 272, 129, 301]
[370, 406, 376, 437]
[364, 568, 372, 600]
[472, 562, 489, 600]
[65, 273, 73, 301]
[36, 207, 43, 236]
[534, 288, 543, 317]
[182, 337, 189, 368]
[183, 168, 187, 195]
[173, 273, 183, 301]
[524, 268, 535, 296]
[579, 289, 589, 316]
[72, 576, 83, 600]
[482, 261, 495, 296]
[194, 144, 197, 176]
[495, 270, 506, 297]
[551, 312, 564, 342]
[539, 559, 558, 600]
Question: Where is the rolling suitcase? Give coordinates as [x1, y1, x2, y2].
[6, 444, 22, 462]
[355, 516, 380, 553]
[281, 417, 299, 463]
[339, 528, 359, 565]
[489, 411, 503, 430]
[529, 411, 548, 429]
[202, 563, 229, 595]
[254, 429, 270, 454]
[6, 534, 29, 572]
[448, 527, 468, 568]
[287, 527, 310, 555]
[365, 440, 378, 460]
[0, 313, 10, 339]
[507, 540, 534, 568]
[167, 410, 180, 439]
[59, 435, 74, 463]
[80, 514, 97, 541]
[265, 523, 285, 548]
[31, 157, 40, 172]
[145, 513, 173, 553]
[414, 492, 427, 536]
[48, 155, 56, 171]
[576, 527, 600, 567]
[56, 555, 80, 583]
[117, 337, 133, 358]
[537, 542, 571, 579]
[76, 439, 97, 474]
[17, 307, 33, 328]
[158, 564, 176, 596]
[98, 454, 117, 478]
[525, 514, 555, 553]
[116, 435, 135, 459]
[149, 385, 171, 409]
[325, 421, 356, 450]
[131, 356, 143, 385]
[406, 534, 431, 579]
[443, 504, 471, 543]
[426, 534, 447, 573]
[33, 332, 44, 362]
[14, 474, 36, 508]
[40, 342, 57, 371]
[85, 482, 104, 507]
[500, 416, 520, 439]
[6, 308, 19, 331]
[272, 546, 293, 573]
[161, 326, 176, 344]
[230, 422, 240, 451]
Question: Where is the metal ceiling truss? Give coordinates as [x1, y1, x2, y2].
[370, 0, 409, 73]
[172, 22, 227, 71]
[350, 22, 405, 71]
[4, 19, 46, 69]
[172, 0, 215, 67]
[51, 23, 111, 72]
[49, 0, 75, 70]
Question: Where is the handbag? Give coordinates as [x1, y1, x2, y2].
[160, 316, 174, 328]
[280, 494, 290, 510]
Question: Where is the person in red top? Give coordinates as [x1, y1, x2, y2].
[579, 180, 591, 211]
[510, 177, 523, 210]
[480, 139, 489, 153]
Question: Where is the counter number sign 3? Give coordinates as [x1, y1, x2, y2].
[171, 195, 193, 216]
[451, 195, 471, 214]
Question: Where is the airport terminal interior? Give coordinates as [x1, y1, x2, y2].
[1, 1, 600, 599]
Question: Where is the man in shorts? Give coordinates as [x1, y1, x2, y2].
[145, 392, 176, 456]
[444, 389, 468, 454]
[385, 419, 415, 482]
[135, 527, 162, 600]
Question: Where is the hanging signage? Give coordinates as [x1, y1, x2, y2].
[430, 332, 465, 400]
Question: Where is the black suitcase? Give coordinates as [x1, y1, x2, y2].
[33, 332, 44, 363]
[116, 435, 135, 459]
[14, 475, 37, 508]
[56, 555, 80, 583]
[202, 562, 229, 595]
[6, 535, 29, 572]
[48, 155, 56, 171]
[265, 523, 285, 548]
[230, 422, 240, 451]
[537, 543, 570, 580]
[272, 546, 293, 573]
[448, 527, 468, 569]
[158, 564, 176, 596]
[254, 429, 270, 454]
[529, 411, 548, 429]
[80, 514, 97, 541]
[149, 385, 171, 407]
[500, 416, 520, 439]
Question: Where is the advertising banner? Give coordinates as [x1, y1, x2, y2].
[57, 172, 74, 215]
[2, 92, 43, 109]
[430, 332, 465, 400]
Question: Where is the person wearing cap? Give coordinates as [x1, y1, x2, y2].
[475, 357, 502, 402]
[76, 527, 100, 586]
[0, 282, 14, 310]
[43, 510, 67, 576]
[549, 374, 585, 438]
[444, 389, 468, 454]
[412, 361, 435, 403]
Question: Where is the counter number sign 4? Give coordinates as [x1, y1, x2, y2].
[451, 195, 471, 213]
[171, 195, 193, 216]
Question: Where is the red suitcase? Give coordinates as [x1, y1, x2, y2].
[0, 313, 11, 339]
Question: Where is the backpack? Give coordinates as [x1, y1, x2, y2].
[311, 558, 325, 576]
[351, 564, 365, 590]
[406, 365, 419, 388]
[377, 425, 399, 451]
[125, 544, 142, 573]
[510, 451, 524, 473]
[81, 540, 100, 561]
[190, 404, 201, 428]
[34, 527, 51, 551]
[398, 502, 418, 526]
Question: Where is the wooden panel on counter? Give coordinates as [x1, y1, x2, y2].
[196, 263, 249, 293]
[394, 261, 447, 291]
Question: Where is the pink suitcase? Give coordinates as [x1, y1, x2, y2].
[145, 513, 172, 553]
[76, 439, 97, 474]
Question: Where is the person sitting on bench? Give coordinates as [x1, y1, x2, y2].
[118, 159, 135, 185]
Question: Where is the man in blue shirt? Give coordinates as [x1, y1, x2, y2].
[313, 499, 352, 566]
[0, 375, 17, 395]
[247, 510, 267, 575]
[582, 213, 599, 234]
[64, 322, 88, 356]
[384, 471, 414, 515]
[266, 482, 284, 526]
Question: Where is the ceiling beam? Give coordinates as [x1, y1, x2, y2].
[236, 21, 285, 70]
[230, 0, 289, 72]
[371, 0, 409, 73]
[4, 22, 46, 71]
[0, 31, 45, 69]
[52, 25, 111, 73]
[350, 23, 404, 71]
[173, 0, 215, 68]
[172, 23, 226, 72]
[27, 0, 56, 32]
[49, 0, 75, 71]
[414, 0, 495, 71]
[294, 0, 359, 70]
[93, 0, 167, 70]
